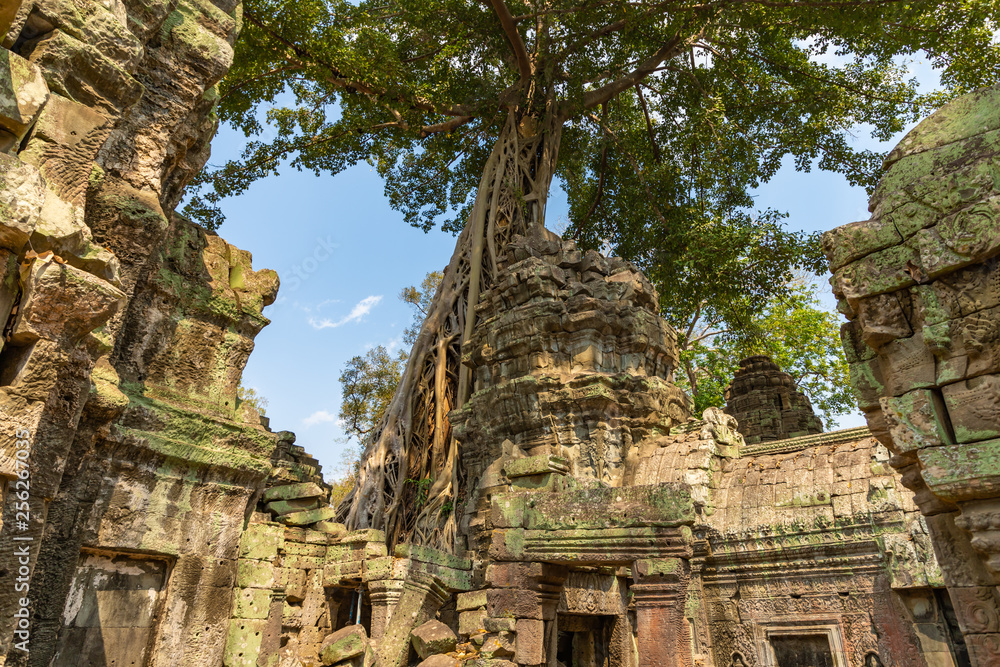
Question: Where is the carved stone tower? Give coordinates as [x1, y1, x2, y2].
[724, 355, 823, 443]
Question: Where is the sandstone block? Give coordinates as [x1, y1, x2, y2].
[941, 375, 1000, 444]
[313, 520, 347, 537]
[319, 624, 368, 665]
[0, 49, 48, 140]
[417, 656, 458, 667]
[456, 590, 488, 611]
[266, 497, 320, 516]
[410, 619, 458, 659]
[880, 390, 954, 453]
[12, 256, 124, 346]
[262, 482, 325, 503]
[0, 153, 44, 250]
[514, 618, 544, 665]
[279, 507, 338, 526]
[458, 609, 487, 636]
[483, 617, 516, 633]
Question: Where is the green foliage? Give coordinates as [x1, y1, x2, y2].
[328, 444, 362, 506]
[338, 345, 406, 444]
[192, 0, 997, 387]
[675, 279, 854, 427]
[336, 271, 443, 445]
[406, 477, 434, 509]
[236, 379, 268, 416]
[400, 270, 444, 347]
[189, 0, 999, 238]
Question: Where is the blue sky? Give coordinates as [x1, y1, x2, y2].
[210, 59, 938, 481]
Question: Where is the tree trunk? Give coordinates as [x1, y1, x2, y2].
[338, 110, 562, 552]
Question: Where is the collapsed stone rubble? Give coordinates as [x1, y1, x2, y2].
[0, 0, 995, 665]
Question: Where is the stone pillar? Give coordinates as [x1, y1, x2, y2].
[482, 561, 567, 665]
[375, 571, 450, 667]
[632, 558, 692, 667]
[823, 84, 1000, 665]
[368, 578, 405, 641]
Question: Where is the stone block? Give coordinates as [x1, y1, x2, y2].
[942, 374, 1000, 444]
[457, 590, 489, 611]
[484, 617, 516, 633]
[396, 543, 472, 570]
[833, 244, 919, 302]
[417, 656, 458, 667]
[262, 482, 325, 503]
[235, 559, 274, 589]
[314, 520, 347, 536]
[0, 153, 44, 251]
[880, 390, 954, 453]
[878, 333, 937, 396]
[503, 454, 569, 478]
[12, 256, 124, 345]
[266, 497, 320, 516]
[514, 618, 544, 665]
[822, 216, 904, 271]
[239, 523, 283, 561]
[411, 619, 458, 659]
[481, 631, 516, 659]
[319, 624, 368, 665]
[486, 589, 548, 620]
[280, 507, 338, 526]
[919, 439, 1000, 502]
[233, 587, 271, 620]
[224, 618, 267, 667]
[458, 609, 487, 636]
[342, 528, 386, 543]
[0, 49, 48, 140]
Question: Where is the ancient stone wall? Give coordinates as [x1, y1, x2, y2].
[825, 83, 1000, 665]
[0, 1, 337, 664]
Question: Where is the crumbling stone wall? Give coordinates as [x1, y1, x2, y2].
[825, 83, 1000, 665]
[0, 0, 328, 664]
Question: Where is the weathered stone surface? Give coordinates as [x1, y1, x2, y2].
[0, 48, 47, 139]
[319, 624, 368, 665]
[417, 655, 459, 667]
[826, 83, 1000, 663]
[724, 355, 823, 443]
[411, 619, 458, 660]
[263, 482, 326, 503]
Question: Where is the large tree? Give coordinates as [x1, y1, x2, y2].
[192, 0, 999, 550]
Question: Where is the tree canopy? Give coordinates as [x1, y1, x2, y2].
[677, 278, 853, 425]
[197, 0, 1000, 550]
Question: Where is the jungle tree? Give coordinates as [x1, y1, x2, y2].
[191, 0, 999, 550]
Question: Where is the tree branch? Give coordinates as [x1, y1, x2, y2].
[244, 9, 476, 118]
[485, 0, 532, 81]
[635, 84, 661, 163]
[583, 34, 689, 109]
[577, 103, 610, 233]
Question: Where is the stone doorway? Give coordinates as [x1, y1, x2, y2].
[769, 635, 835, 667]
[51, 551, 170, 667]
[556, 614, 614, 667]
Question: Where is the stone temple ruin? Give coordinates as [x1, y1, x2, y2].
[0, 1, 996, 666]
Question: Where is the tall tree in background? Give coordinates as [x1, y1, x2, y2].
[192, 0, 999, 550]
[676, 279, 853, 425]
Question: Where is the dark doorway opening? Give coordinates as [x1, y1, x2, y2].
[935, 589, 972, 667]
[556, 614, 612, 667]
[770, 634, 835, 667]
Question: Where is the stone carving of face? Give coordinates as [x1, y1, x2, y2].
[865, 652, 884, 667]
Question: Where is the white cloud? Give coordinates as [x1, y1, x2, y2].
[309, 295, 383, 329]
[386, 334, 404, 354]
[303, 410, 338, 426]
